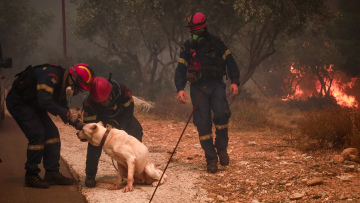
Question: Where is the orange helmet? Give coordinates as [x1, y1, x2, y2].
[186, 13, 207, 30]
[69, 63, 95, 91]
[90, 77, 112, 102]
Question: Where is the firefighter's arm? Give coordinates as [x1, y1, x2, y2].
[219, 39, 240, 86]
[174, 43, 190, 93]
[37, 82, 82, 128]
[122, 102, 134, 121]
[82, 99, 99, 124]
[36, 70, 69, 119]
[114, 86, 135, 129]
[120, 84, 135, 113]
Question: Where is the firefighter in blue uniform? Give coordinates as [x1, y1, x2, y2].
[6, 63, 95, 188]
[82, 76, 143, 188]
[175, 13, 240, 173]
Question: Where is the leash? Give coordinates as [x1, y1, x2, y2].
[149, 87, 206, 203]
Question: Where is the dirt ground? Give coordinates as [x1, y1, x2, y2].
[55, 113, 360, 203]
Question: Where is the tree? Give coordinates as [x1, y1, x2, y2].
[327, 0, 360, 77]
[71, 0, 333, 99]
[72, 0, 178, 98]
[256, 28, 344, 100]
[0, 0, 54, 67]
[231, 0, 333, 88]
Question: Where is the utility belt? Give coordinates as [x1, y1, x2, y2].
[186, 65, 224, 83]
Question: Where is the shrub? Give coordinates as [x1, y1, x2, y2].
[149, 94, 193, 122]
[287, 95, 339, 111]
[230, 100, 268, 129]
[297, 106, 360, 149]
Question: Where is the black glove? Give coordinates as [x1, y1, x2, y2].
[69, 119, 85, 130]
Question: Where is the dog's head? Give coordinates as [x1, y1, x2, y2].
[76, 122, 106, 146]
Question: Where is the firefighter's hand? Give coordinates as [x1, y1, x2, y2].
[177, 90, 187, 104]
[66, 109, 81, 123]
[229, 84, 239, 98]
[68, 118, 84, 130]
[74, 121, 85, 131]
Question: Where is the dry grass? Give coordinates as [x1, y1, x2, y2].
[149, 94, 193, 122]
[148, 93, 360, 152]
[297, 107, 360, 151]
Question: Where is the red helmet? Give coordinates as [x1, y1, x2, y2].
[90, 77, 112, 102]
[69, 63, 95, 91]
[186, 13, 207, 30]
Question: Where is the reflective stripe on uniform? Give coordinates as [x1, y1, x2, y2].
[37, 84, 54, 94]
[45, 138, 60, 145]
[199, 134, 212, 141]
[178, 58, 188, 67]
[215, 124, 228, 130]
[27, 144, 44, 150]
[123, 97, 134, 108]
[222, 50, 231, 60]
[83, 115, 97, 122]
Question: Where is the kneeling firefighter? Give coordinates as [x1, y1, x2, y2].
[175, 13, 240, 173]
[82, 76, 143, 187]
[6, 63, 95, 188]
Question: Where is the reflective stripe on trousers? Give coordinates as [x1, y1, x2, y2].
[6, 90, 61, 174]
[190, 80, 231, 162]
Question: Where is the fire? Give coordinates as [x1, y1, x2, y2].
[315, 73, 358, 108]
[284, 64, 359, 108]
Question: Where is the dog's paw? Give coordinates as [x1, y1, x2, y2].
[152, 181, 159, 187]
[122, 185, 133, 192]
[108, 185, 121, 190]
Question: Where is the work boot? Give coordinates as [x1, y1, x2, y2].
[217, 149, 229, 166]
[85, 175, 96, 188]
[206, 161, 218, 173]
[25, 172, 50, 188]
[44, 171, 74, 185]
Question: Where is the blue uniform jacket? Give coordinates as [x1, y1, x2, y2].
[174, 31, 240, 92]
[33, 65, 69, 119]
[82, 81, 135, 126]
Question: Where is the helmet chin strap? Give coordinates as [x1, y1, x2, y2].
[60, 70, 71, 104]
[61, 70, 80, 104]
[66, 86, 74, 103]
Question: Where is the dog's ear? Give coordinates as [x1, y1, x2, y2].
[97, 121, 104, 127]
[91, 124, 98, 131]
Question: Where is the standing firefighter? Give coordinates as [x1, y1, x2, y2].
[82, 76, 143, 188]
[6, 63, 95, 188]
[174, 13, 240, 173]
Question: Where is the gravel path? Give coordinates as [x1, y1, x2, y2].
[55, 115, 213, 203]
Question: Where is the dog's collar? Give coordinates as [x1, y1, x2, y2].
[100, 128, 111, 147]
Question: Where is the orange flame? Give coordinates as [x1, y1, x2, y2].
[285, 64, 359, 108]
[316, 74, 358, 108]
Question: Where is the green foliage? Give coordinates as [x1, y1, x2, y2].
[326, 0, 360, 77]
[231, 0, 333, 87]
[71, 0, 334, 100]
[0, 0, 54, 60]
[72, 56, 143, 93]
[297, 106, 360, 149]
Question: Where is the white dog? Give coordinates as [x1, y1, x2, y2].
[77, 122, 167, 192]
